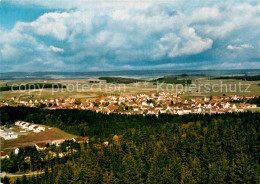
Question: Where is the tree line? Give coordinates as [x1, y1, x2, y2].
[0, 83, 66, 92]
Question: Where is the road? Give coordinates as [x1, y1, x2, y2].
[0, 171, 44, 178]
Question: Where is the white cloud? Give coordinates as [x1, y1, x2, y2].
[227, 44, 254, 50]
[201, 61, 260, 70]
[17, 12, 70, 40]
[227, 45, 242, 50]
[191, 7, 220, 22]
[1, 0, 259, 71]
[1, 44, 21, 61]
[49, 45, 64, 53]
[155, 27, 213, 58]
[241, 44, 254, 49]
[193, 3, 260, 39]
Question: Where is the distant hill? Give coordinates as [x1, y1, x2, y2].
[151, 76, 192, 84]
[99, 76, 192, 85]
[99, 77, 144, 84]
[212, 75, 260, 81]
[0, 83, 66, 92]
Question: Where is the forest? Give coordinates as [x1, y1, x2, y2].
[0, 107, 259, 184]
[0, 83, 66, 92]
[247, 97, 260, 106]
[98, 76, 192, 85]
[99, 77, 144, 84]
[212, 75, 260, 81]
[1, 140, 81, 173]
[151, 77, 192, 85]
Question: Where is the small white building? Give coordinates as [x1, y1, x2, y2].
[33, 126, 45, 133]
[224, 102, 231, 109]
[14, 148, 19, 155]
[177, 110, 184, 115]
[51, 139, 65, 146]
[231, 104, 237, 110]
[28, 124, 37, 130]
[22, 122, 30, 129]
[15, 121, 21, 126]
[35, 143, 47, 150]
[16, 121, 30, 129]
[0, 131, 18, 140]
[5, 132, 18, 139]
[133, 106, 139, 112]
[0, 152, 9, 159]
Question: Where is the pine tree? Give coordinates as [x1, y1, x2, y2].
[3, 176, 10, 184]
[122, 153, 143, 184]
[15, 178, 21, 184]
[22, 175, 27, 184]
[58, 165, 75, 184]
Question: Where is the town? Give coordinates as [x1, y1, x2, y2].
[1, 92, 259, 115]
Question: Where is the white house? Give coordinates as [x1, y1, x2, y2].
[16, 121, 30, 129]
[236, 108, 244, 112]
[28, 124, 37, 130]
[246, 104, 257, 108]
[15, 121, 21, 126]
[14, 148, 19, 155]
[177, 110, 184, 115]
[183, 107, 192, 114]
[22, 122, 30, 129]
[159, 109, 166, 114]
[0, 152, 9, 159]
[33, 126, 45, 133]
[224, 102, 231, 109]
[133, 106, 139, 112]
[204, 97, 210, 102]
[231, 104, 237, 110]
[35, 143, 47, 150]
[194, 107, 202, 113]
[0, 131, 18, 140]
[51, 139, 65, 146]
[5, 132, 18, 140]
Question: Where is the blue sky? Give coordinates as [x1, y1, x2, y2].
[0, 0, 259, 72]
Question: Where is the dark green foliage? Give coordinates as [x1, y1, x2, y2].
[152, 76, 192, 84]
[3, 176, 10, 184]
[99, 77, 143, 84]
[212, 75, 260, 81]
[75, 98, 81, 105]
[1, 107, 259, 184]
[0, 83, 66, 92]
[14, 178, 21, 184]
[1, 140, 80, 173]
[247, 97, 260, 106]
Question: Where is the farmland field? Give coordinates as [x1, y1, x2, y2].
[0, 77, 259, 102]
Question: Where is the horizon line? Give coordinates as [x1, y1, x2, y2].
[1, 69, 260, 74]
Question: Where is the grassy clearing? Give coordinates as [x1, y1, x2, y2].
[245, 108, 260, 112]
[1, 127, 75, 151]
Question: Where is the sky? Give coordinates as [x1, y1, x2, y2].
[0, 0, 259, 72]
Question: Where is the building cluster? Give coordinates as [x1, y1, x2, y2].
[15, 121, 46, 133]
[0, 129, 18, 140]
[0, 121, 46, 140]
[2, 93, 258, 115]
